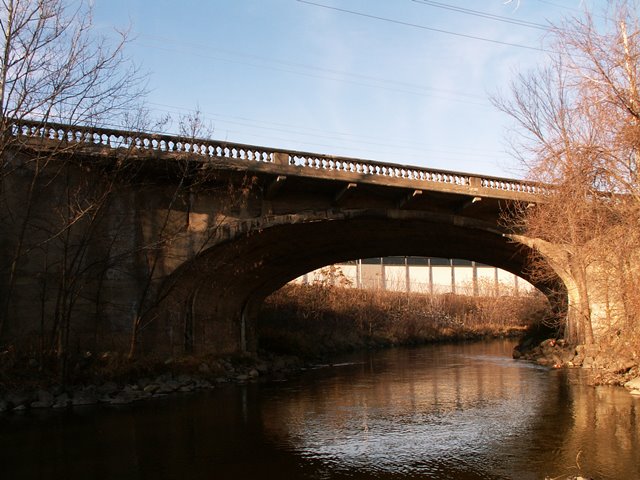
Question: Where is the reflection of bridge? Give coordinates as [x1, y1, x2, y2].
[2, 120, 555, 355]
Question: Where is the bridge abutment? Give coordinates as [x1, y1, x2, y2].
[510, 235, 624, 345]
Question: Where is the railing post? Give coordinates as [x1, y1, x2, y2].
[469, 176, 482, 192]
[273, 152, 289, 165]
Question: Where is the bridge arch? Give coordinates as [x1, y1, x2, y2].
[145, 209, 561, 355]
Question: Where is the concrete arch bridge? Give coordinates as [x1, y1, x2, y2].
[1, 120, 565, 356]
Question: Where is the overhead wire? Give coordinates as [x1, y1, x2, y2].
[136, 34, 489, 106]
[101, 1, 547, 171]
[122, 2, 551, 143]
[123, 34, 506, 166]
[410, 0, 550, 30]
[534, 0, 587, 12]
[532, 0, 610, 22]
[296, 0, 548, 52]
[146, 101, 507, 161]
[86, 112, 507, 168]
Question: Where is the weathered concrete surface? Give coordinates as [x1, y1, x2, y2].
[0, 122, 557, 357]
[510, 234, 632, 344]
[146, 209, 549, 355]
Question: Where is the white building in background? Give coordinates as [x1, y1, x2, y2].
[297, 257, 534, 296]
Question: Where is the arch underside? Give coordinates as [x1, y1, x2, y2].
[147, 210, 559, 354]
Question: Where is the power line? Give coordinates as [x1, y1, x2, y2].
[146, 101, 505, 158]
[138, 101, 511, 174]
[533, 0, 610, 21]
[296, 0, 547, 52]
[139, 33, 486, 102]
[535, 0, 586, 12]
[136, 38, 491, 108]
[410, 0, 550, 30]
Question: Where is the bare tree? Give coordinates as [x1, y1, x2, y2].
[493, 1, 640, 345]
[0, 0, 145, 359]
[0, 0, 144, 130]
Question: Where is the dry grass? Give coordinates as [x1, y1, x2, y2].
[258, 284, 550, 357]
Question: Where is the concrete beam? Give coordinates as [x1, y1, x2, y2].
[265, 175, 287, 200]
[333, 182, 357, 206]
[456, 195, 483, 213]
[397, 189, 423, 209]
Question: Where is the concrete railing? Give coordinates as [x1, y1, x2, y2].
[7, 118, 545, 197]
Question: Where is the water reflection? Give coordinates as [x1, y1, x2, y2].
[1, 341, 638, 480]
[260, 343, 553, 478]
[552, 379, 640, 479]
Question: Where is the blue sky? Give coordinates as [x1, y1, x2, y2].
[92, 0, 602, 178]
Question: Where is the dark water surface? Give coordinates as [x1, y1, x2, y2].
[1, 341, 639, 480]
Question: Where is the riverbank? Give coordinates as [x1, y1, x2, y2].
[0, 285, 549, 412]
[0, 351, 305, 412]
[513, 332, 640, 394]
[13, 282, 639, 411]
[262, 284, 640, 395]
[259, 283, 548, 357]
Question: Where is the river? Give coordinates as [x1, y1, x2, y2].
[1, 340, 639, 479]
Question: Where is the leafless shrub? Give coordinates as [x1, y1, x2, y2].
[259, 284, 549, 356]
